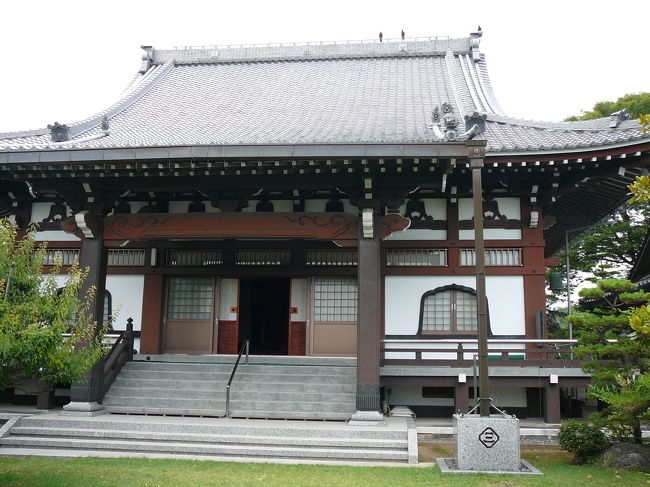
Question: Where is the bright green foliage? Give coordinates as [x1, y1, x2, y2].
[570, 279, 650, 443]
[640, 113, 649, 134]
[547, 202, 650, 307]
[0, 219, 108, 391]
[557, 419, 609, 464]
[564, 92, 650, 121]
[628, 175, 650, 203]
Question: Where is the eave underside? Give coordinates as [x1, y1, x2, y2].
[1, 143, 649, 257]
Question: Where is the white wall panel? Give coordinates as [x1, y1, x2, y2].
[458, 197, 520, 220]
[219, 278, 239, 321]
[106, 275, 144, 331]
[290, 278, 308, 322]
[385, 229, 447, 241]
[384, 275, 525, 336]
[459, 229, 522, 240]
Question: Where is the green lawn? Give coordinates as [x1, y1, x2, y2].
[0, 452, 647, 487]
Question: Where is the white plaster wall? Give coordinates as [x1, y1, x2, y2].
[303, 199, 355, 213]
[105, 275, 144, 331]
[459, 229, 522, 240]
[458, 197, 520, 220]
[386, 199, 447, 241]
[385, 229, 447, 241]
[169, 201, 190, 213]
[458, 197, 522, 240]
[242, 200, 294, 212]
[290, 278, 308, 322]
[386, 386, 453, 407]
[31, 202, 79, 241]
[384, 275, 525, 336]
[219, 278, 239, 321]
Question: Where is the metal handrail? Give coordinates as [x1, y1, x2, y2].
[224, 340, 249, 418]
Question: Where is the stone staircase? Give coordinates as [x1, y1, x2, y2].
[0, 414, 416, 464]
[101, 355, 357, 421]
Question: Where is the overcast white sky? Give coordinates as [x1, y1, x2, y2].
[0, 0, 648, 133]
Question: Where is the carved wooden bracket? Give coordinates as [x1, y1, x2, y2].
[104, 213, 358, 242]
[61, 212, 99, 239]
[102, 212, 411, 243]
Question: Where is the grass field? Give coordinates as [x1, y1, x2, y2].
[0, 446, 648, 487]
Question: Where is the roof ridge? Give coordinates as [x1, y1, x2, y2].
[152, 37, 477, 65]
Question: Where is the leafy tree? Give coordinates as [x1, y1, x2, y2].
[547, 202, 650, 308]
[568, 279, 650, 443]
[0, 219, 108, 392]
[564, 92, 650, 121]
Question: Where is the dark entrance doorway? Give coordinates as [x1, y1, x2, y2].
[239, 278, 290, 355]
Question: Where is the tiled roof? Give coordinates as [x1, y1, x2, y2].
[0, 36, 647, 154]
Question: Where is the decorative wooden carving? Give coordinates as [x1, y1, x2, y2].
[103, 213, 358, 242]
[403, 197, 446, 230]
[102, 212, 409, 243]
[43, 200, 68, 223]
[459, 197, 521, 229]
[61, 212, 100, 239]
[379, 214, 410, 239]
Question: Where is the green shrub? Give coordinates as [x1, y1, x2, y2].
[558, 419, 609, 464]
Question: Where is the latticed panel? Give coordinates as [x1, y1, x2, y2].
[44, 249, 79, 265]
[166, 249, 223, 266]
[455, 291, 478, 332]
[107, 249, 146, 266]
[386, 249, 447, 266]
[166, 277, 214, 320]
[305, 249, 357, 266]
[313, 278, 358, 322]
[422, 290, 452, 332]
[459, 248, 522, 266]
[235, 249, 291, 266]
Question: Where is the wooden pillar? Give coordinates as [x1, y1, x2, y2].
[355, 209, 381, 413]
[140, 274, 164, 354]
[66, 216, 107, 410]
[544, 383, 561, 424]
[455, 380, 469, 414]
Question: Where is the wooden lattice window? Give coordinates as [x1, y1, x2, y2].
[166, 277, 213, 320]
[419, 285, 479, 334]
[313, 278, 357, 322]
[45, 249, 79, 265]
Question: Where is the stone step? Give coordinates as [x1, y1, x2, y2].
[106, 387, 356, 403]
[119, 370, 356, 383]
[109, 379, 356, 394]
[133, 355, 357, 368]
[126, 362, 357, 376]
[9, 427, 406, 449]
[0, 436, 408, 462]
[102, 396, 355, 414]
[18, 417, 406, 440]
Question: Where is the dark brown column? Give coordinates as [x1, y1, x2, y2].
[356, 210, 381, 412]
[544, 383, 561, 424]
[69, 219, 107, 405]
[140, 274, 164, 354]
[455, 380, 469, 414]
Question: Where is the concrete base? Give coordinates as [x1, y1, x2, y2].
[349, 410, 385, 426]
[61, 402, 106, 417]
[453, 414, 521, 472]
[437, 458, 543, 475]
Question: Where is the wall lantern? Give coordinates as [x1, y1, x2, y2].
[548, 271, 563, 291]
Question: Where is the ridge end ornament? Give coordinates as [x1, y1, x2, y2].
[431, 102, 459, 141]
